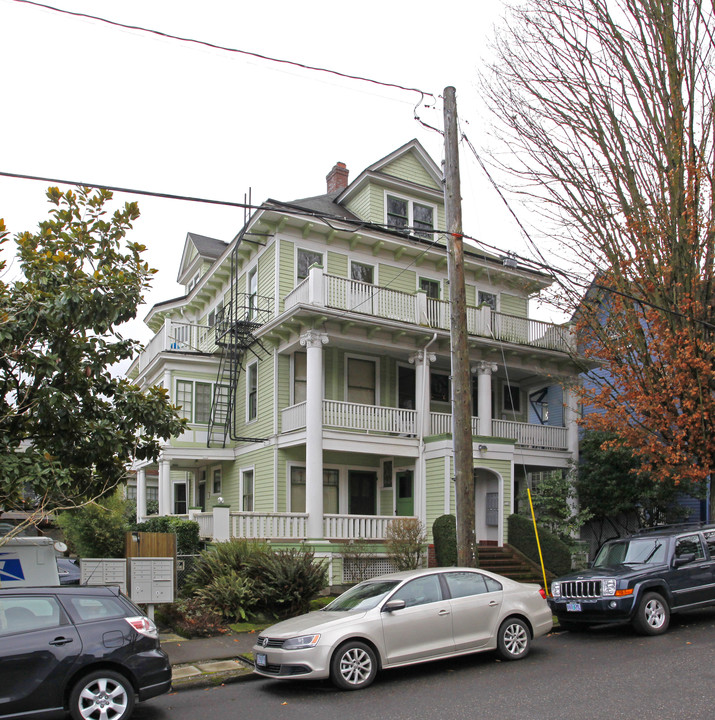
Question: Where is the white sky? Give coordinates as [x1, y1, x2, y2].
[0, 0, 552, 346]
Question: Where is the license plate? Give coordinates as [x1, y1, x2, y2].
[566, 602, 582, 612]
[256, 653, 267, 667]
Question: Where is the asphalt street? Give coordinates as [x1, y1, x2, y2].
[137, 607, 715, 720]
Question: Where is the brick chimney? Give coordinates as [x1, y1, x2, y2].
[326, 162, 349, 195]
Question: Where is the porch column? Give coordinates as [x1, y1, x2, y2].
[474, 362, 497, 436]
[300, 330, 329, 539]
[136, 468, 147, 522]
[158, 459, 171, 516]
[410, 349, 436, 437]
[563, 384, 580, 460]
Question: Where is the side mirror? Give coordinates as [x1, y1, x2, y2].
[673, 553, 695, 568]
[382, 599, 406, 613]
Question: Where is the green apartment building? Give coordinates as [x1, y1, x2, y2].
[127, 139, 581, 582]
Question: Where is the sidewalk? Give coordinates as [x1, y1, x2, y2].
[161, 630, 258, 689]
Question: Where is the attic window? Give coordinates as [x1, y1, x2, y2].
[386, 195, 434, 239]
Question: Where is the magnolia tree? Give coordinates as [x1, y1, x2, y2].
[483, 0, 715, 516]
[0, 188, 185, 543]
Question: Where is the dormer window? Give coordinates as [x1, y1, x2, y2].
[386, 194, 434, 239]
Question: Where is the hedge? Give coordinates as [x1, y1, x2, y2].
[133, 516, 202, 555]
[508, 514, 572, 576]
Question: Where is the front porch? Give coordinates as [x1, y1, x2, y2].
[189, 508, 405, 543]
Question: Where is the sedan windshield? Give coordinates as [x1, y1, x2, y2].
[593, 538, 666, 567]
[323, 580, 400, 612]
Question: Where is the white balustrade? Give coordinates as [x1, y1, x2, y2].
[281, 402, 307, 432]
[195, 512, 214, 539]
[231, 512, 308, 539]
[284, 278, 310, 310]
[323, 514, 398, 540]
[323, 400, 416, 435]
[492, 419, 568, 450]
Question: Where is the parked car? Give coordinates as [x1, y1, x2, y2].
[252, 567, 552, 690]
[56, 557, 81, 585]
[0, 585, 171, 720]
[549, 524, 715, 635]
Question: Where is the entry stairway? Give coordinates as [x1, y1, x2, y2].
[477, 543, 550, 586]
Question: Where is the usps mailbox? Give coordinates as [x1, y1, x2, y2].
[129, 557, 174, 604]
[80, 558, 128, 594]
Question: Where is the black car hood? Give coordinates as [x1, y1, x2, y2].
[557, 563, 669, 582]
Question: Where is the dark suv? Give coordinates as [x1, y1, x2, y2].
[549, 524, 715, 635]
[0, 585, 171, 720]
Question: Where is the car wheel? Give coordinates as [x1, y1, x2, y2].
[632, 592, 670, 636]
[330, 641, 378, 690]
[69, 670, 135, 720]
[496, 617, 531, 660]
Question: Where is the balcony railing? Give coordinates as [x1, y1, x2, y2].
[192, 510, 404, 541]
[284, 270, 572, 353]
[134, 319, 218, 374]
[280, 400, 568, 450]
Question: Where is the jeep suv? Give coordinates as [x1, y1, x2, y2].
[549, 525, 715, 635]
[0, 585, 171, 720]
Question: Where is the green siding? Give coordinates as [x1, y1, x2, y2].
[379, 263, 415, 295]
[327, 251, 348, 277]
[424, 457, 447, 543]
[344, 185, 372, 222]
[279, 239, 295, 312]
[501, 293, 528, 318]
[257, 242, 275, 301]
[382, 154, 440, 190]
[466, 284, 476, 306]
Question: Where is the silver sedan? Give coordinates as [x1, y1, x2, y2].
[252, 567, 553, 690]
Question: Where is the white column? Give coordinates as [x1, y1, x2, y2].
[136, 468, 147, 522]
[474, 362, 497, 436]
[410, 349, 436, 437]
[158, 459, 171, 516]
[213, 504, 230, 542]
[308, 264, 325, 306]
[300, 330, 328, 539]
[563, 384, 580, 461]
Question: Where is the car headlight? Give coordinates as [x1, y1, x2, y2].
[283, 634, 321, 650]
[551, 582, 561, 598]
[602, 579, 617, 596]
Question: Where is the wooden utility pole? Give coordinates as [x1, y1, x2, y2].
[443, 86, 478, 567]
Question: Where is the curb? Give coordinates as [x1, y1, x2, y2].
[171, 658, 257, 691]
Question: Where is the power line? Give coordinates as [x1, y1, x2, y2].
[11, 0, 437, 106]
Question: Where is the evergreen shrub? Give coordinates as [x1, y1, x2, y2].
[432, 514, 457, 566]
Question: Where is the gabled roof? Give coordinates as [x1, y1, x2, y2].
[337, 138, 443, 206]
[177, 232, 228, 284]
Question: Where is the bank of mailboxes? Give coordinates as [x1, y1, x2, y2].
[80, 559, 128, 594]
[129, 557, 174, 604]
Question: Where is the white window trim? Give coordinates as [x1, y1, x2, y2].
[296, 246, 324, 282]
[349, 259, 376, 284]
[240, 466, 255, 512]
[418, 275, 441, 298]
[476, 288, 499, 312]
[246, 360, 258, 423]
[172, 479, 188, 515]
[287, 463, 343, 513]
[383, 190, 438, 237]
[210, 465, 222, 496]
[344, 353, 380, 406]
[174, 378, 214, 426]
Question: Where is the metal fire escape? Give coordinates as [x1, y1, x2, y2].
[207, 229, 273, 448]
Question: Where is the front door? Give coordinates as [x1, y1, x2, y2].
[395, 470, 414, 516]
[348, 471, 377, 515]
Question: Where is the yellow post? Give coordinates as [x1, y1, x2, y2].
[527, 488, 550, 593]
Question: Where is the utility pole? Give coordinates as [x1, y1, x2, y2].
[443, 86, 478, 567]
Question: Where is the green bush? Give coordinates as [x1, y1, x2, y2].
[432, 514, 457, 566]
[183, 539, 267, 596]
[158, 598, 227, 638]
[56, 490, 127, 558]
[247, 548, 328, 620]
[194, 570, 257, 622]
[132, 516, 202, 555]
[508, 514, 572, 576]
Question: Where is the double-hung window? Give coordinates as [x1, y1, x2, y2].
[176, 380, 212, 424]
[242, 469, 254, 511]
[293, 352, 307, 404]
[247, 362, 258, 421]
[347, 357, 377, 405]
[386, 194, 434, 239]
[297, 249, 323, 281]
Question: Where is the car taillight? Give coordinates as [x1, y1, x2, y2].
[125, 616, 158, 639]
[539, 588, 548, 600]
